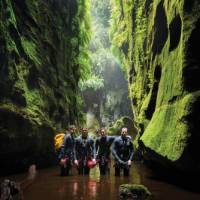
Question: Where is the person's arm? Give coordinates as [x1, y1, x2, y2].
[112, 139, 123, 163]
[91, 139, 96, 160]
[74, 138, 79, 165]
[95, 138, 99, 156]
[73, 138, 77, 161]
[109, 136, 116, 143]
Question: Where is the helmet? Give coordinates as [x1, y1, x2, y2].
[87, 160, 96, 168]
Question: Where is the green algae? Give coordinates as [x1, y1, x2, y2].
[110, 0, 200, 171]
[0, 0, 91, 173]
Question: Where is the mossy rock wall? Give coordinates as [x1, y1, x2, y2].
[110, 0, 200, 172]
[0, 0, 88, 174]
[108, 116, 137, 139]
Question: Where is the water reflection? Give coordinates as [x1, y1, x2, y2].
[23, 163, 200, 200]
[56, 167, 134, 200]
[73, 181, 78, 196]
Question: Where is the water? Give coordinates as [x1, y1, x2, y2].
[4, 163, 200, 200]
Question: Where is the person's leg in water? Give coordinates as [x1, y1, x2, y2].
[60, 157, 71, 176]
[65, 162, 71, 176]
[123, 165, 130, 176]
[100, 165, 106, 175]
[115, 161, 121, 176]
[84, 166, 90, 175]
[99, 156, 107, 175]
[107, 159, 111, 175]
[77, 160, 84, 175]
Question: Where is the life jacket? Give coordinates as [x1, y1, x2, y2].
[54, 133, 65, 151]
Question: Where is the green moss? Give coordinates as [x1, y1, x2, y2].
[6, 0, 17, 26]
[142, 91, 200, 161]
[21, 37, 41, 65]
[110, 0, 200, 171]
[108, 116, 137, 137]
[108, 117, 124, 135]
[120, 184, 152, 200]
[0, 0, 91, 173]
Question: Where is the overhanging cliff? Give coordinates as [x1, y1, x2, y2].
[110, 0, 200, 173]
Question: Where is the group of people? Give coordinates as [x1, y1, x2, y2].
[58, 125, 134, 176]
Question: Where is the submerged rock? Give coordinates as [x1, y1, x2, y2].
[119, 184, 152, 200]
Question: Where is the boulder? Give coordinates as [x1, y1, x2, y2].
[119, 184, 152, 200]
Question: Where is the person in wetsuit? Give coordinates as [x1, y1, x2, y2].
[95, 128, 116, 175]
[59, 125, 76, 176]
[74, 128, 96, 175]
[112, 127, 134, 176]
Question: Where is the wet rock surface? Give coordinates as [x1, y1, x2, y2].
[0, 0, 88, 174]
[119, 184, 152, 200]
[110, 0, 200, 173]
[108, 116, 137, 139]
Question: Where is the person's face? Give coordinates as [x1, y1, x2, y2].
[69, 127, 76, 134]
[82, 128, 88, 137]
[100, 129, 107, 137]
[121, 128, 128, 137]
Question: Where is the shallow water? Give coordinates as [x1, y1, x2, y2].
[4, 163, 200, 200]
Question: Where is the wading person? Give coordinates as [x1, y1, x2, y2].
[59, 125, 76, 176]
[112, 127, 134, 176]
[95, 128, 115, 175]
[74, 128, 96, 175]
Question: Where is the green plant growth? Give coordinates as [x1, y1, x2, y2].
[80, 0, 133, 127]
[0, 0, 92, 173]
[109, 0, 200, 173]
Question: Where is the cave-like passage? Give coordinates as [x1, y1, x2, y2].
[80, 0, 133, 136]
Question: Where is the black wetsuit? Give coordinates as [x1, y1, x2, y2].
[112, 136, 134, 176]
[59, 133, 75, 176]
[75, 135, 96, 175]
[95, 136, 116, 175]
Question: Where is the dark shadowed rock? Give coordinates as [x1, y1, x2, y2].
[0, 0, 89, 174]
[119, 184, 152, 200]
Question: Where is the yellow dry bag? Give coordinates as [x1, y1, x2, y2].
[54, 133, 65, 151]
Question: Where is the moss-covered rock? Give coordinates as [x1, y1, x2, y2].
[108, 116, 137, 138]
[110, 0, 200, 173]
[119, 184, 152, 200]
[0, 0, 90, 174]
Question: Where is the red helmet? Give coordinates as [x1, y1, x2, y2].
[87, 160, 96, 168]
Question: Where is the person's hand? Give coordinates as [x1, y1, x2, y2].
[60, 158, 66, 165]
[74, 159, 79, 166]
[127, 160, 132, 166]
[119, 159, 123, 164]
[92, 159, 96, 165]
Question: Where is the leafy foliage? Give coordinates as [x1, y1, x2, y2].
[109, 0, 133, 71]
[76, 0, 92, 81]
[79, 75, 104, 91]
[80, 0, 132, 127]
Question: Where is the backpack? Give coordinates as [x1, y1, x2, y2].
[54, 133, 65, 151]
